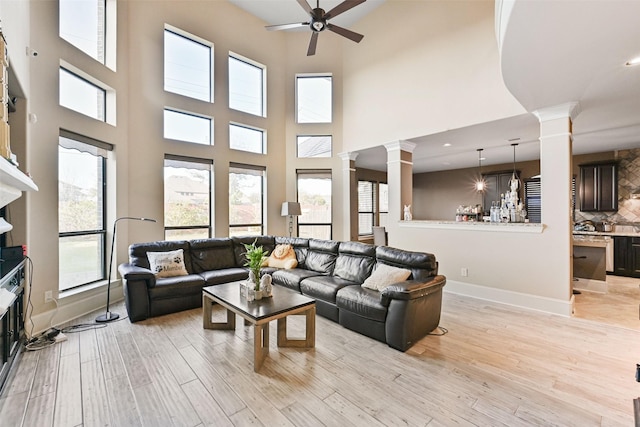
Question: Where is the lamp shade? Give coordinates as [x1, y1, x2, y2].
[281, 201, 302, 216]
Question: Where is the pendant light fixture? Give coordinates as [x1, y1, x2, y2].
[475, 148, 485, 192]
[510, 143, 520, 191]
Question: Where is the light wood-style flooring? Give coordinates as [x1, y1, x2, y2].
[1, 291, 638, 426]
[574, 274, 640, 330]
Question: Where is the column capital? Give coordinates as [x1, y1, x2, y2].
[384, 140, 417, 154]
[337, 152, 359, 162]
[533, 102, 581, 123]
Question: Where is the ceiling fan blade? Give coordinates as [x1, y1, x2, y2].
[326, 23, 364, 43]
[266, 22, 308, 31]
[324, 0, 366, 20]
[307, 32, 319, 56]
[297, 0, 314, 15]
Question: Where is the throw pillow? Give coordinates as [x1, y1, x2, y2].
[147, 249, 189, 278]
[265, 244, 298, 269]
[361, 263, 412, 291]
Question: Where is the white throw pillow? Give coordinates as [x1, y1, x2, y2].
[361, 263, 412, 291]
[147, 249, 188, 278]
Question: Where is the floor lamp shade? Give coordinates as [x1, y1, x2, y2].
[96, 216, 156, 323]
[281, 202, 301, 237]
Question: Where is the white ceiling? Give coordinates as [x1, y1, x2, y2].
[229, 0, 640, 173]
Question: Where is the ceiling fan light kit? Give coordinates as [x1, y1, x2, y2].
[266, 0, 366, 56]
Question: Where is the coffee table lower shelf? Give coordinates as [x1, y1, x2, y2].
[202, 282, 316, 372]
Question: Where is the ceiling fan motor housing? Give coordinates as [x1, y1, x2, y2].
[310, 8, 326, 32]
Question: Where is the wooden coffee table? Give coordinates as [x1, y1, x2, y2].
[202, 282, 316, 372]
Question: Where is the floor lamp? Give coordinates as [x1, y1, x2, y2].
[96, 216, 156, 323]
[281, 202, 301, 237]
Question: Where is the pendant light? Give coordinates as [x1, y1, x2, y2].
[510, 143, 520, 191]
[475, 148, 485, 192]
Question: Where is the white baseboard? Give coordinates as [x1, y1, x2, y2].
[27, 284, 124, 338]
[444, 280, 573, 317]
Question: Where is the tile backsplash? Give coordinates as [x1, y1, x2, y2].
[576, 148, 640, 224]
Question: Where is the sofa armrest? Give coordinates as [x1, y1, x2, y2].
[380, 275, 446, 305]
[118, 263, 156, 286]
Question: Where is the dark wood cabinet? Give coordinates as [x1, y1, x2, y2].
[482, 171, 519, 214]
[0, 258, 25, 394]
[579, 162, 617, 212]
[613, 236, 640, 277]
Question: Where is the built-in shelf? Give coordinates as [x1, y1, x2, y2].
[0, 157, 38, 234]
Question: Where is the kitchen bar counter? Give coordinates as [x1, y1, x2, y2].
[573, 225, 640, 237]
[400, 220, 543, 233]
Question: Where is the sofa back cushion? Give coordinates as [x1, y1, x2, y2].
[375, 246, 438, 281]
[129, 240, 193, 273]
[232, 236, 276, 267]
[190, 238, 237, 273]
[275, 236, 309, 267]
[333, 241, 376, 283]
[305, 239, 339, 274]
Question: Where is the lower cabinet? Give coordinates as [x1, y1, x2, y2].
[0, 259, 25, 394]
[613, 236, 640, 277]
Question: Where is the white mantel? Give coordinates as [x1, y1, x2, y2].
[0, 158, 38, 233]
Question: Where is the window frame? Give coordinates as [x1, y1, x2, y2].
[163, 108, 214, 145]
[296, 135, 332, 158]
[58, 130, 112, 291]
[59, 0, 107, 65]
[229, 122, 266, 154]
[295, 74, 333, 124]
[163, 155, 213, 240]
[228, 52, 267, 117]
[229, 163, 266, 236]
[296, 170, 333, 240]
[163, 26, 214, 103]
[59, 66, 108, 122]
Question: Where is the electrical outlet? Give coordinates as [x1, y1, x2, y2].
[461, 267, 468, 277]
[44, 290, 53, 303]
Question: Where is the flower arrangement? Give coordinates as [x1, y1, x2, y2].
[243, 240, 269, 291]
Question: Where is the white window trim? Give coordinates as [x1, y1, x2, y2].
[229, 51, 267, 118]
[60, 60, 116, 126]
[295, 73, 333, 124]
[164, 107, 214, 145]
[229, 121, 267, 154]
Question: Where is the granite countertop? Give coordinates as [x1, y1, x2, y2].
[573, 228, 640, 238]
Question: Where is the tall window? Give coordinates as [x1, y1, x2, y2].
[229, 164, 265, 236]
[164, 109, 213, 145]
[358, 180, 388, 235]
[297, 135, 332, 158]
[59, 0, 105, 63]
[59, 67, 106, 121]
[58, 132, 112, 291]
[164, 156, 212, 240]
[164, 28, 213, 102]
[229, 54, 266, 117]
[229, 123, 265, 154]
[296, 74, 332, 123]
[297, 170, 332, 239]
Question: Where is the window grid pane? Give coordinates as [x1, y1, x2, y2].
[164, 159, 212, 238]
[229, 55, 264, 116]
[59, 0, 105, 63]
[164, 29, 212, 102]
[229, 167, 264, 235]
[164, 109, 212, 145]
[297, 135, 332, 158]
[59, 68, 106, 121]
[229, 124, 264, 154]
[297, 172, 332, 239]
[297, 75, 332, 123]
[358, 180, 376, 235]
[59, 234, 105, 291]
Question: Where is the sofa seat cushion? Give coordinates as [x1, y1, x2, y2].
[336, 285, 387, 322]
[200, 268, 248, 285]
[300, 275, 358, 304]
[148, 274, 206, 300]
[272, 268, 321, 292]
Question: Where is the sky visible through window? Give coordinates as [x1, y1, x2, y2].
[59, 0, 104, 62]
[164, 109, 212, 145]
[164, 30, 211, 102]
[297, 76, 332, 123]
[229, 56, 264, 116]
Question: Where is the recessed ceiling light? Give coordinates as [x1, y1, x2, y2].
[443, 143, 452, 147]
[626, 56, 640, 66]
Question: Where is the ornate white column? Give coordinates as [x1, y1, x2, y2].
[534, 101, 581, 300]
[338, 152, 358, 241]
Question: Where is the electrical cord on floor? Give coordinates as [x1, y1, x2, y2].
[429, 326, 448, 336]
[24, 255, 35, 341]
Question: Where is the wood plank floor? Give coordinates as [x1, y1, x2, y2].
[1, 291, 638, 426]
[573, 274, 640, 330]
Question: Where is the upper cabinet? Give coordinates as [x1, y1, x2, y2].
[579, 162, 617, 212]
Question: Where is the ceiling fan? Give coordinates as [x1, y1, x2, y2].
[266, 0, 366, 56]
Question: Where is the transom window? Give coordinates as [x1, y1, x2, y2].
[229, 54, 266, 117]
[296, 74, 332, 123]
[297, 135, 332, 158]
[229, 164, 265, 236]
[297, 170, 332, 239]
[59, 67, 106, 122]
[58, 131, 112, 291]
[164, 28, 213, 102]
[164, 109, 213, 145]
[229, 123, 265, 154]
[59, 0, 106, 63]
